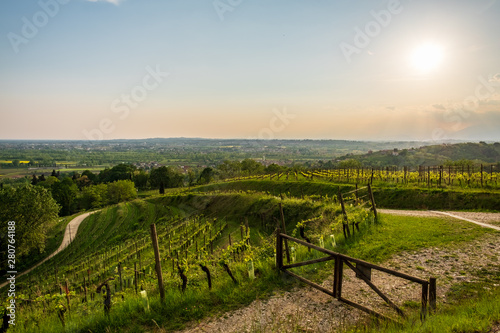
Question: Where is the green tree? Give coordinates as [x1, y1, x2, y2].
[99, 164, 136, 183]
[51, 177, 79, 216]
[217, 160, 241, 178]
[338, 159, 363, 169]
[150, 166, 184, 193]
[187, 170, 197, 186]
[241, 159, 264, 175]
[265, 163, 286, 174]
[0, 185, 60, 256]
[79, 184, 107, 209]
[76, 175, 92, 189]
[107, 180, 137, 204]
[81, 170, 98, 184]
[133, 170, 149, 190]
[37, 175, 59, 189]
[198, 167, 214, 185]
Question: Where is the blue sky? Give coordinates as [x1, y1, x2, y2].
[1, 0, 499, 141]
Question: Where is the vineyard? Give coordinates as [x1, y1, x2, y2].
[2, 188, 381, 333]
[2, 175, 499, 332]
[224, 164, 500, 189]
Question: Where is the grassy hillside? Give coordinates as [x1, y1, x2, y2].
[4, 183, 499, 332]
[193, 179, 500, 211]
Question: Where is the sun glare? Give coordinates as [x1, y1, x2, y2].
[410, 43, 444, 73]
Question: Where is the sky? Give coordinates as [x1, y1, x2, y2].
[0, 0, 499, 141]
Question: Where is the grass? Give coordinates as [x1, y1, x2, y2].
[13, 254, 288, 333]
[193, 179, 500, 211]
[6, 189, 499, 332]
[0, 166, 105, 180]
[346, 278, 500, 333]
[14, 213, 76, 273]
[335, 214, 496, 263]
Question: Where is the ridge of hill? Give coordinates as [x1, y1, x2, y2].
[336, 142, 500, 167]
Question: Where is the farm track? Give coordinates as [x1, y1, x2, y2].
[175, 210, 500, 333]
[378, 209, 500, 231]
[0, 211, 97, 289]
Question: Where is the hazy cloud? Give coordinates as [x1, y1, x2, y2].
[433, 104, 445, 110]
[480, 99, 500, 106]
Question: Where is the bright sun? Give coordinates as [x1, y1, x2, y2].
[410, 43, 444, 73]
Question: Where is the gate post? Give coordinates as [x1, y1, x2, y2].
[421, 282, 428, 320]
[429, 277, 437, 313]
[333, 256, 343, 298]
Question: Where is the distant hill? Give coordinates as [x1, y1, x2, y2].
[337, 142, 500, 167]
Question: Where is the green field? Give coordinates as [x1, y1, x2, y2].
[0, 166, 105, 180]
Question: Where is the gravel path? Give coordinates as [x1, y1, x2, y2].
[0, 211, 96, 289]
[174, 233, 499, 333]
[379, 209, 500, 231]
[173, 210, 500, 333]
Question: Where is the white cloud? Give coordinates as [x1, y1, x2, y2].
[87, 0, 123, 5]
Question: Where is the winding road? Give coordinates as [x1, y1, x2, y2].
[1, 211, 97, 289]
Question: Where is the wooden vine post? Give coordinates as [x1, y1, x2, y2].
[338, 189, 351, 239]
[481, 164, 484, 187]
[65, 280, 71, 313]
[278, 203, 291, 263]
[118, 262, 123, 291]
[134, 262, 138, 294]
[276, 227, 283, 270]
[83, 277, 88, 302]
[149, 223, 165, 302]
[367, 184, 377, 221]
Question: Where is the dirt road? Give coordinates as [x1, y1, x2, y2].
[379, 209, 500, 231]
[0, 211, 96, 289]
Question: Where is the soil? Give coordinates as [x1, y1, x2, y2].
[173, 211, 500, 333]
